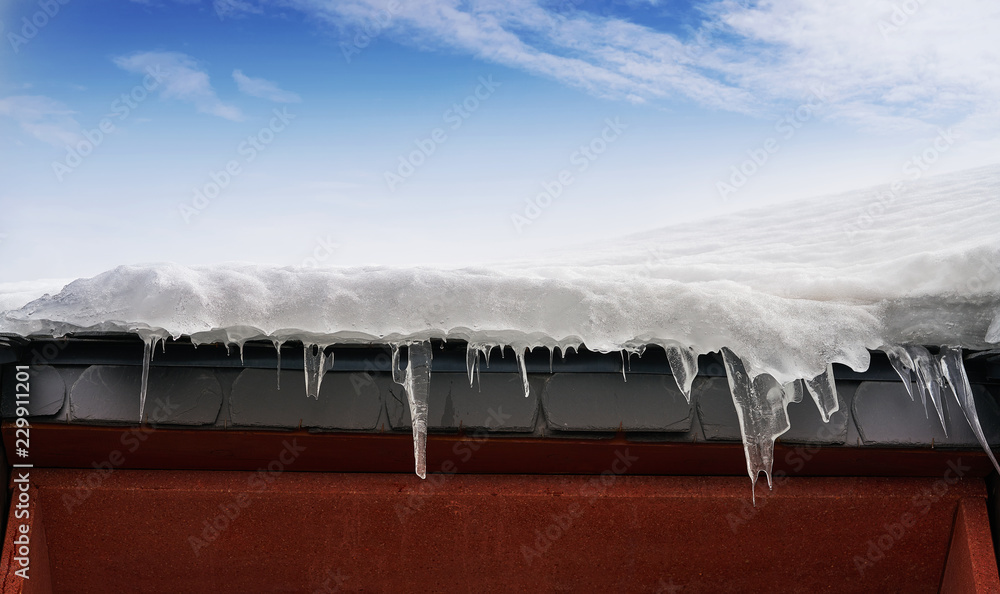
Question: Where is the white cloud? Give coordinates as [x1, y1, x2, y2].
[233, 70, 302, 103]
[214, 0, 263, 19]
[0, 95, 80, 147]
[704, 0, 1000, 132]
[219, 0, 1000, 135]
[114, 51, 243, 121]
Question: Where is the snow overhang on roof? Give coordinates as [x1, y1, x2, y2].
[2, 165, 999, 491]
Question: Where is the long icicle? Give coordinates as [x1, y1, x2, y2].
[721, 347, 800, 505]
[273, 339, 283, 390]
[908, 345, 948, 436]
[466, 343, 479, 387]
[515, 347, 530, 398]
[398, 342, 432, 479]
[939, 346, 1000, 473]
[467, 342, 493, 390]
[138, 334, 153, 423]
[884, 346, 916, 402]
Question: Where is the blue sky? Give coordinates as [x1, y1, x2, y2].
[1, 0, 998, 283]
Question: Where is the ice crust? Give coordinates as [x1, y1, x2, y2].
[2, 165, 999, 485]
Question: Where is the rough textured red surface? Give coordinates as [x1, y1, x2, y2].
[4, 423, 998, 477]
[0, 483, 52, 594]
[6, 469, 994, 593]
[941, 499, 1000, 593]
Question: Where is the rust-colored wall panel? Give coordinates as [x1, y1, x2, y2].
[9, 470, 993, 593]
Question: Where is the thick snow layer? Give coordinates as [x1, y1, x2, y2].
[2, 262, 887, 383]
[3, 165, 998, 382]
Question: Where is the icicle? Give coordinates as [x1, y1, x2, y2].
[939, 346, 1000, 474]
[395, 342, 431, 479]
[721, 348, 801, 504]
[272, 339, 283, 390]
[139, 335, 153, 423]
[479, 345, 494, 390]
[515, 347, 530, 397]
[620, 350, 627, 382]
[549, 347, 554, 374]
[901, 346, 930, 416]
[133, 331, 169, 423]
[665, 345, 699, 404]
[907, 346, 948, 436]
[803, 364, 840, 423]
[303, 344, 329, 399]
[466, 343, 479, 387]
[884, 346, 916, 402]
[390, 343, 404, 384]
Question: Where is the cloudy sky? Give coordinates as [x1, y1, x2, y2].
[0, 0, 997, 284]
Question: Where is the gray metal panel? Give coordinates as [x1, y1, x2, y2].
[697, 377, 849, 445]
[1, 365, 66, 417]
[853, 380, 1000, 447]
[542, 373, 692, 432]
[69, 365, 222, 425]
[230, 368, 384, 431]
[387, 372, 539, 432]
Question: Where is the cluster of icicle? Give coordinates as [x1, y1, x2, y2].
[133, 336, 999, 496]
[720, 345, 999, 502]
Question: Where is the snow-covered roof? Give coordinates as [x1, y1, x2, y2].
[2, 164, 998, 490]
